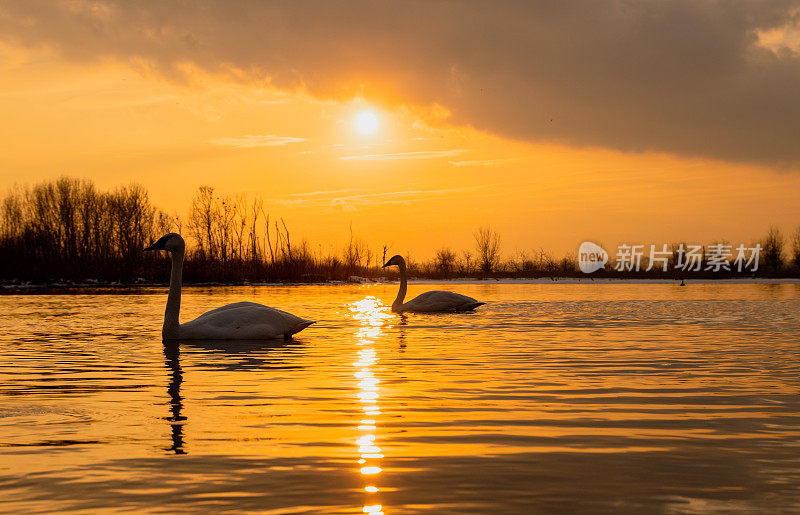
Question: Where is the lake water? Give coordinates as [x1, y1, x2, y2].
[1, 282, 799, 513]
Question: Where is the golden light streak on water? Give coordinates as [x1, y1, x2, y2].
[348, 296, 393, 513]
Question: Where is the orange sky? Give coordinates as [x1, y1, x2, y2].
[1, 4, 800, 259]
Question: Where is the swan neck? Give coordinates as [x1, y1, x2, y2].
[393, 260, 407, 311]
[163, 250, 183, 340]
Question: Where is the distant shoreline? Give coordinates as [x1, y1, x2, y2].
[5, 178, 799, 292]
[2, 276, 799, 294]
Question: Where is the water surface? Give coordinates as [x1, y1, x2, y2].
[1, 283, 799, 513]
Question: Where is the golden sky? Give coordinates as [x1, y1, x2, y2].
[1, 2, 799, 258]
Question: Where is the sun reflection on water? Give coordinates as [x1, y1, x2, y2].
[348, 296, 393, 514]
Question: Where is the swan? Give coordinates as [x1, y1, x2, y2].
[144, 233, 314, 340]
[381, 254, 485, 313]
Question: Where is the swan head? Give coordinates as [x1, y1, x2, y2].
[381, 254, 405, 268]
[144, 233, 185, 253]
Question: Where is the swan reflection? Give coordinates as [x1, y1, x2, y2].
[160, 338, 303, 455]
[348, 296, 392, 513]
[163, 342, 186, 454]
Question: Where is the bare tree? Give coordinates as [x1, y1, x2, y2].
[188, 186, 216, 260]
[279, 218, 293, 262]
[248, 198, 263, 262]
[459, 250, 473, 275]
[762, 225, 784, 273]
[435, 247, 457, 278]
[790, 225, 800, 271]
[474, 226, 501, 276]
[507, 250, 532, 274]
[263, 211, 274, 264]
[537, 248, 557, 277]
[343, 223, 368, 273]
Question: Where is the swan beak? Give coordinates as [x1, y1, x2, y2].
[381, 262, 391, 268]
[144, 234, 172, 251]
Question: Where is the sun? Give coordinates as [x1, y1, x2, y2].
[354, 110, 379, 135]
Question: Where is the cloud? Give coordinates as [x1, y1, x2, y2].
[298, 143, 345, 155]
[449, 159, 513, 167]
[210, 134, 306, 147]
[340, 150, 468, 161]
[2, 1, 800, 166]
[286, 188, 366, 197]
[277, 186, 481, 211]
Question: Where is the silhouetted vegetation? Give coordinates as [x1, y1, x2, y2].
[1, 177, 798, 287]
[761, 226, 784, 273]
[791, 226, 800, 271]
[474, 226, 502, 276]
[0, 177, 172, 282]
[434, 248, 457, 278]
[0, 178, 379, 285]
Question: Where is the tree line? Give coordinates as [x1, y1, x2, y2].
[0, 178, 172, 281]
[1, 177, 799, 285]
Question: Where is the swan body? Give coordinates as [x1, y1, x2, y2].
[145, 234, 314, 340]
[396, 290, 485, 313]
[381, 255, 484, 313]
[180, 301, 313, 340]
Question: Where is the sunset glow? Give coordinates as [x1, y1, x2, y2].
[2, 4, 800, 514]
[354, 110, 380, 135]
[0, 5, 797, 259]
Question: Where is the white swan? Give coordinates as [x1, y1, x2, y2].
[144, 233, 314, 340]
[381, 255, 485, 313]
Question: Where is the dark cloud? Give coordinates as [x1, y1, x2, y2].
[1, 0, 799, 166]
